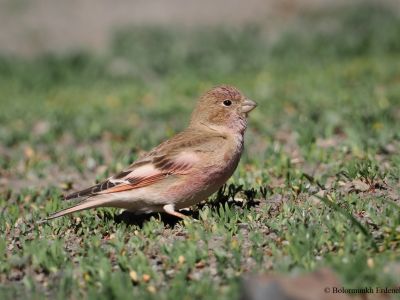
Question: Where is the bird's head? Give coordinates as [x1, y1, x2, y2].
[190, 85, 257, 134]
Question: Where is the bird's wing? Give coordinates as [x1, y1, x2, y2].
[64, 130, 226, 200]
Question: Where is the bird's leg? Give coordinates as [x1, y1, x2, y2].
[162, 204, 187, 219]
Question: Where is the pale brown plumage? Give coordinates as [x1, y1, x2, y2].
[43, 85, 257, 222]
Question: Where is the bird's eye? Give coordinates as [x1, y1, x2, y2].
[223, 100, 232, 106]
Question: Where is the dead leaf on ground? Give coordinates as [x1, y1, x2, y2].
[240, 268, 390, 300]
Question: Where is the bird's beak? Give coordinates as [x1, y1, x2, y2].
[241, 99, 257, 113]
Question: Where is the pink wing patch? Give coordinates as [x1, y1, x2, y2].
[96, 151, 199, 195]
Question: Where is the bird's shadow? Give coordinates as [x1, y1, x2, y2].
[109, 183, 261, 228]
[112, 210, 193, 227]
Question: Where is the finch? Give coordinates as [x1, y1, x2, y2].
[44, 85, 257, 221]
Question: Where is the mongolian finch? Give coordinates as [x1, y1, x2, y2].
[44, 85, 257, 221]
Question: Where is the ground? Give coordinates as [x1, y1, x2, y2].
[0, 3, 400, 300]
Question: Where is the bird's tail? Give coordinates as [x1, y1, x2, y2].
[38, 196, 115, 223]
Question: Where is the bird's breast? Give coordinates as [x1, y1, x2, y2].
[163, 133, 244, 209]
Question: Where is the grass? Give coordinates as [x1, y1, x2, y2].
[0, 3, 400, 299]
